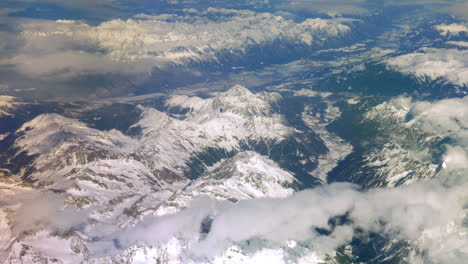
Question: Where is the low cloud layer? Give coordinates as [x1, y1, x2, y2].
[272, 0, 369, 16]
[386, 47, 468, 86]
[98, 179, 466, 263]
[392, 96, 468, 144]
[13, 0, 468, 20]
[1, 188, 88, 236]
[272, 0, 468, 18]
[11, 0, 118, 8]
[384, 0, 468, 20]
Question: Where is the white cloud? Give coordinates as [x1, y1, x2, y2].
[273, 0, 468, 18]
[442, 146, 468, 170]
[385, 48, 468, 86]
[442, 1, 468, 20]
[0, 187, 88, 236]
[17, 0, 117, 8]
[446, 41, 468, 47]
[272, 0, 369, 16]
[359, 94, 468, 190]
[384, 0, 468, 20]
[435, 23, 468, 37]
[408, 96, 468, 135]
[387, 96, 468, 148]
[106, 180, 466, 263]
[401, 97, 468, 176]
[3, 51, 154, 79]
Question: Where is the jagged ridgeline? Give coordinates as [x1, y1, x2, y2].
[1, 86, 333, 186]
[1, 83, 463, 263]
[0, 85, 354, 263]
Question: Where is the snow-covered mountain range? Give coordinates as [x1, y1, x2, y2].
[0, 85, 352, 263]
[1, 2, 468, 263]
[8, 10, 352, 79]
[2, 82, 465, 264]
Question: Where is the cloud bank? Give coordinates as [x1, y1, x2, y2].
[101, 180, 466, 263]
[436, 23, 468, 37]
[0, 187, 88, 236]
[386, 47, 468, 86]
[272, 0, 369, 16]
[272, 0, 468, 19]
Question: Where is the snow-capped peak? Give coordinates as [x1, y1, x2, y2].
[167, 85, 282, 117]
[204, 151, 297, 190]
[154, 151, 297, 216]
[1, 85, 337, 264]
[16, 113, 136, 156]
[223, 84, 253, 97]
[0, 95, 19, 108]
[134, 86, 295, 177]
[0, 96, 23, 117]
[19, 113, 85, 132]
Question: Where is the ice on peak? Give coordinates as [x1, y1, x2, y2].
[19, 113, 84, 131]
[224, 85, 253, 97]
[208, 151, 296, 185]
[221, 85, 282, 104]
[167, 85, 281, 117]
[165, 85, 256, 112]
[165, 95, 213, 112]
[134, 87, 293, 178]
[301, 18, 350, 35]
[154, 151, 296, 216]
[0, 95, 23, 117]
[133, 106, 173, 136]
[205, 151, 295, 183]
[0, 95, 19, 107]
[213, 86, 280, 116]
[15, 113, 136, 156]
